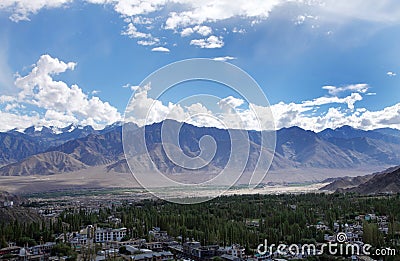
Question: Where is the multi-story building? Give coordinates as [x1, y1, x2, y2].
[183, 242, 220, 259]
[95, 227, 127, 243]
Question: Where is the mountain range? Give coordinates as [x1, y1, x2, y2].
[320, 165, 400, 194]
[0, 121, 399, 180]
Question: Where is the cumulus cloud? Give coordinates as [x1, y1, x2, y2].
[151, 46, 170, 52]
[0, 54, 121, 131]
[387, 71, 396, 77]
[0, 0, 300, 49]
[122, 23, 152, 38]
[137, 39, 160, 46]
[123, 82, 400, 132]
[302, 93, 363, 110]
[124, 83, 273, 130]
[269, 83, 371, 130]
[123, 83, 140, 91]
[218, 96, 244, 113]
[180, 25, 212, 37]
[131, 16, 154, 25]
[322, 83, 369, 95]
[0, 95, 16, 103]
[268, 84, 400, 131]
[212, 56, 236, 62]
[0, 0, 73, 22]
[193, 25, 212, 36]
[190, 35, 224, 48]
[164, 0, 291, 30]
[180, 28, 194, 37]
[85, 0, 400, 30]
[3, 0, 400, 50]
[0, 111, 41, 131]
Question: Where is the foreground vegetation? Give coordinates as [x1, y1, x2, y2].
[1, 193, 400, 258]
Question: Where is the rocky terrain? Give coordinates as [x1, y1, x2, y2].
[321, 165, 400, 194]
[0, 121, 399, 188]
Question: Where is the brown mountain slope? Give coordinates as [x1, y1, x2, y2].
[0, 151, 87, 176]
[345, 166, 400, 194]
[320, 165, 400, 194]
[320, 174, 375, 191]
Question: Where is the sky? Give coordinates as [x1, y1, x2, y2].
[0, 0, 399, 132]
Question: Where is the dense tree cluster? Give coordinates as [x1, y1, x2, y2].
[1, 193, 399, 255]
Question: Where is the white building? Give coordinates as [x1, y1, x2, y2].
[95, 227, 127, 243]
[3, 201, 13, 207]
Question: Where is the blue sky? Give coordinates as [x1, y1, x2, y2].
[0, 0, 399, 131]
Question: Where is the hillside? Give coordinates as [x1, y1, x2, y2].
[0, 151, 87, 176]
[345, 166, 400, 194]
[321, 166, 400, 194]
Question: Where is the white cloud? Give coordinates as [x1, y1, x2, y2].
[0, 95, 16, 103]
[151, 46, 170, 52]
[3, 0, 400, 50]
[44, 109, 78, 126]
[0, 111, 41, 131]
[124, 83, 271, 130]
[190, 35, 224, 48]
[4, 102, 22, 112]
[181, 25, 212, 37]
[132, 16, 153, 25]
[218, 96, 244, 113]
[137, 39, 160, 46]
[122, 23, 152, 38]
[302, 92, 363, 110]
[295, 14, 318, 25]
[0, 0, 73, 22]
[125, 83, 172, 126]
[193, 25, 212, 36]
[121, 22, 163, 47]
[108, 0, 166, 17]
[123, 83, 140, 91]
[0, 54, 121, 130]
[94, 0, 400, 31]
[295, 15, 306, 24]
[164, 0, 291, 30]
[267, 84, 400, 131]
[180, 27, 194, 37]
[122, 81, 400, 132]
[232, 27, 246, 34]
[387, 71, 396, 77]
[322, 83, 369, 95]
[212, 56, 236, 62]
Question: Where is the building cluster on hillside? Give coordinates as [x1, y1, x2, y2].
[62, 225, 247, 261]
[0, 242, 56, 261]
[0, 211, 396, 261]
[319, 213, 390, 245]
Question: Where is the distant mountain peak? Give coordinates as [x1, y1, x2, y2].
[279, 126, 308, 132]
[335, 125, 355, 130]
[60, 123, 78, 133]
[102, 121, 122, 129]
